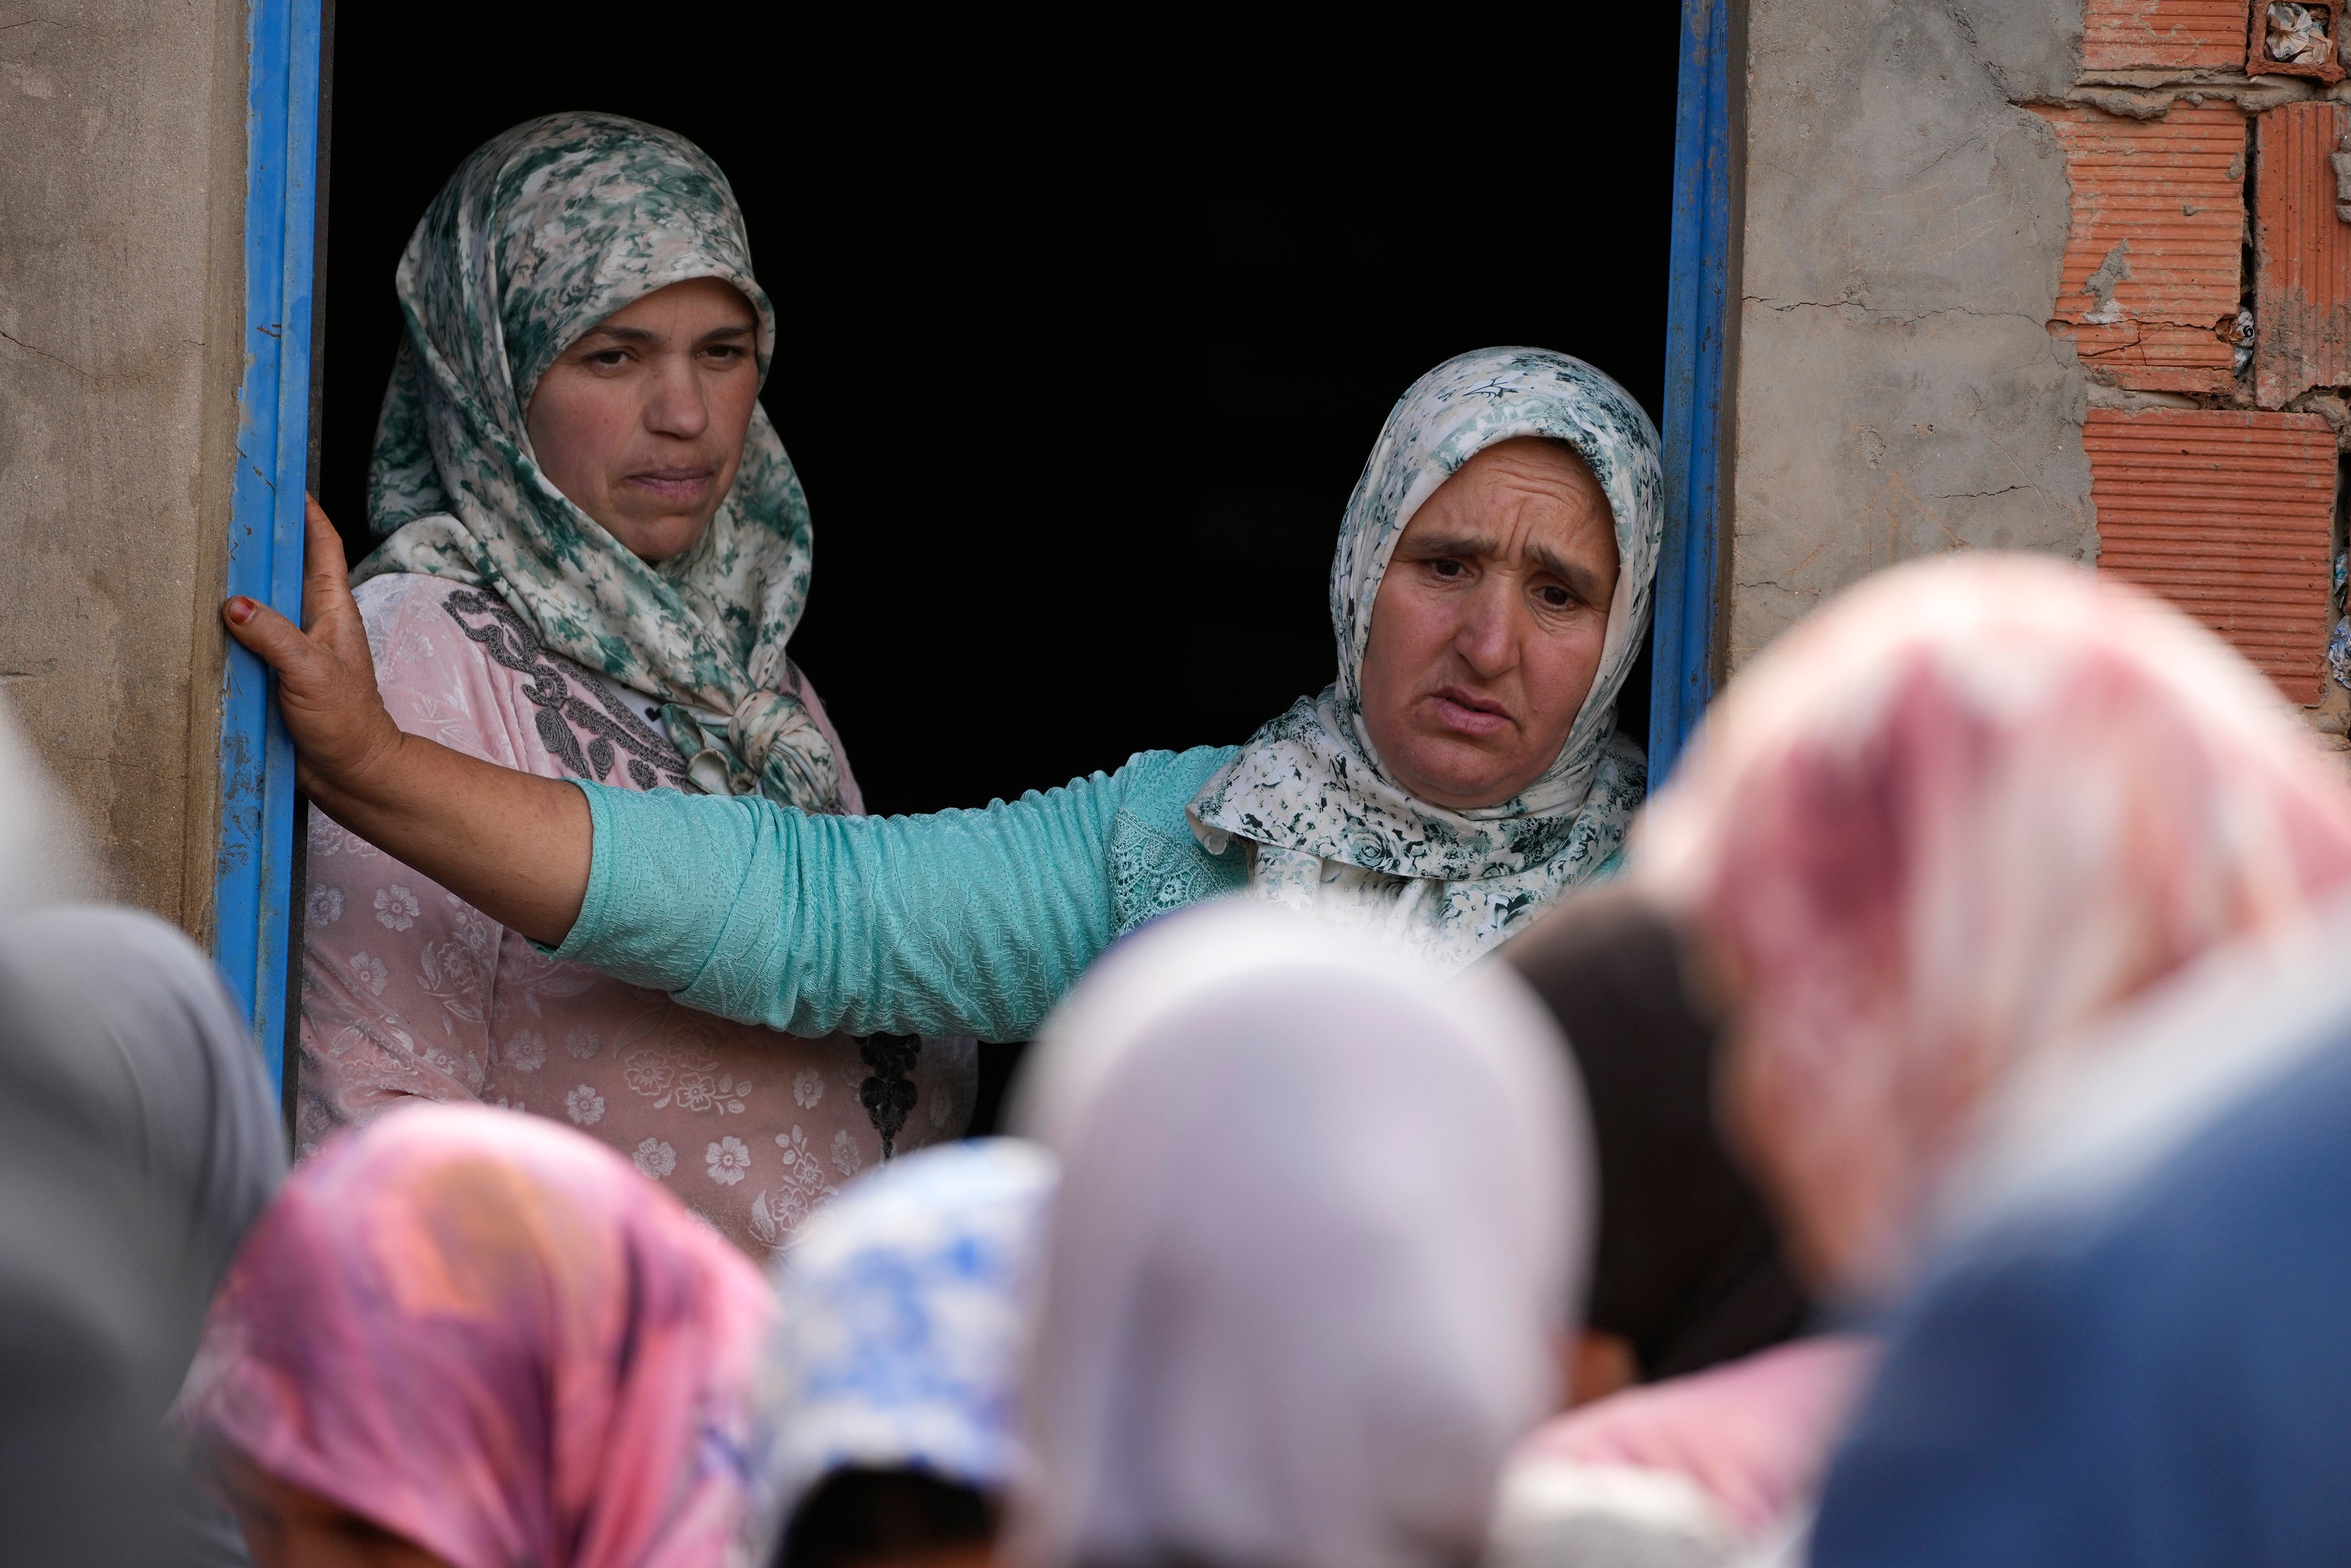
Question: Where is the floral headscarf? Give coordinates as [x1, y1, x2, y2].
[180, 1104, 776, 1568]
[357, 111, 845, 811]
[1635, 555, 2351, 1295]
[1189, 347, 1663, 969]
[741, 1139, 1058, 1560]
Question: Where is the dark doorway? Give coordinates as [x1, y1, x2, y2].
[320, 11, 1678, 818]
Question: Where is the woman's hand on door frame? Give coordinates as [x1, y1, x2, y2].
[222, 495, 591, 946]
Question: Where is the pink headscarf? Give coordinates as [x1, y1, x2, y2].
[181, 1104, 775, 1568]
[1637, 555, 2351, 1294]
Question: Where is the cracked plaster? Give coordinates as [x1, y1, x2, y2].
[1730, 0, 2098, 669]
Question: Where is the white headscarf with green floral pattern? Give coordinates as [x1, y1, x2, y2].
[355, 112, 845, 812]
[1189, 348, 1663, 968]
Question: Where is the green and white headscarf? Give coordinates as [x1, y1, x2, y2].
[1189, 348, 1663, 969]
[355, 111, 845, 812]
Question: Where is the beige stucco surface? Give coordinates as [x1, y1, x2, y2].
[1728, 0, 2098, 670]
[0, 0, 245, 932]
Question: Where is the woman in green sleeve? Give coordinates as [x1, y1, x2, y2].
[229, 347, 1662, 1042]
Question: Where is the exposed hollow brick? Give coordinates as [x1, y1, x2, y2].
[2039, 101, 2247, 394]
[2082, 0, 2248, 72]
[2253, 101, 2351, 408]
[2087, 407, 2337, 704]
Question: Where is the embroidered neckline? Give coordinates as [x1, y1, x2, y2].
[441, 588, 693, 791]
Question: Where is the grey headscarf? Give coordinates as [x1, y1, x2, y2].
[0, 911, 287, 1568]
[0, 701, 285, 1566]
[0, 909, 287, 1363]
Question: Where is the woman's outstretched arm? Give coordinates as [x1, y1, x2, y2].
[223, 498, 592, 946]
[226, 498, 1225, 1039]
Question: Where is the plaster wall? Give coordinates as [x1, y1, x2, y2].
[1729, 0, 2098, 668]
[0, 0, 247, 931]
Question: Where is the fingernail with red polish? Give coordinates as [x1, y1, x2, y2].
[226, 598, 256, 624]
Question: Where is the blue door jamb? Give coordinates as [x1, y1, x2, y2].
[216, 0, 324, 1094]
[1649, 0, 1738, 786]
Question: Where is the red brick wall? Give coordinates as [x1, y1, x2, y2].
[2082, 0, 2245, 70]
[2059, 0, 2349, 707]
[2085, 408, 2336, 702]
[2040, 101, 2246, 394]
[2253, 102, 2351, 407]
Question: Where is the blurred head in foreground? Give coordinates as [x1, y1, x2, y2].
[0, 693, 287, 1566]
[2, 905, 288, 1568]
[1807, 816, 2351, 1563]
[1635, 554, 2351, 1297]
[754, 1138, 1058, 1568]
[1006, 904, 1592, 1568]
[181, 1104, 773, 1568]
[1499, 884, 1809, 1387]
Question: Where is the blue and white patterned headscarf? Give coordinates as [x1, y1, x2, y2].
[1189, 348, 1665, 970]
[743, 1139, 1059, 1554]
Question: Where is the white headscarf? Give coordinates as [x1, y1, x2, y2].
[0, 694, 86, 913]
[1189, 349, 1663, 972]
[1007, 904, 1593, 1568]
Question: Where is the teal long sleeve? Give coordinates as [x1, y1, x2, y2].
[552, 746, 1244, 1042]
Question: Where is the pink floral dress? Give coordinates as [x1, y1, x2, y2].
[297, 573, 975, 1257]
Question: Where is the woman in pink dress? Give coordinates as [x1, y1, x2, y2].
[297, 111, 971, 1257]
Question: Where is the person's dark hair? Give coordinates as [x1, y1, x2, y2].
[1500, 883, 1812, 1379]
[777, 1467, 997, 1568]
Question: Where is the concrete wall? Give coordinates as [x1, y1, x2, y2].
[1728, 0, 2098, 668]
[0, 0, 246, 932]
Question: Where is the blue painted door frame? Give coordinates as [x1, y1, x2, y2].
[1649, 0, 1739, 787]
[216, 0, 324, 1094]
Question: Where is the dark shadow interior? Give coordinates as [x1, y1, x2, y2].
[320, 10, 1681, 818]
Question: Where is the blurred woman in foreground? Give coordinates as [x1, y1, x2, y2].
[181, 1106, 772, 1568]
[0, 696, 287, 1567]
[1004, 904, 1591, 1568]
[1807, 842, 2351, 1561]
[1638, 554, 2351, 1296]
[1603, 554, 2351, 1553]
[751, 1138, 1057, 1568]
[4, 908, 289, 1568]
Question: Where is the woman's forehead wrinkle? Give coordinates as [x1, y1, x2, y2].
[1410, 466, 1615, 590]
[1529, 539, 1611, 599]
